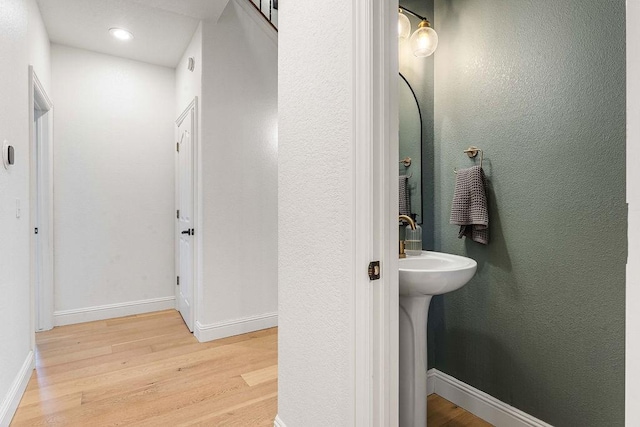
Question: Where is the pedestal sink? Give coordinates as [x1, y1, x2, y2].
[399, 251, 477, 427]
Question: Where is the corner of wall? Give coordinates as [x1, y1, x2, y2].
[194, 312, 277, 342]
[273, 415, 287, 427]
[0, 351, 34, 426]
[27, 0, 51, 93]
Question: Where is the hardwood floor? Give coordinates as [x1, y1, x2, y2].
[12, 310, 278, 426]
[427, 394, 493, 427]
[12, 310, 489, 426]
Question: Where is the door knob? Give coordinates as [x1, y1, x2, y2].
[181, 230, 190, 235]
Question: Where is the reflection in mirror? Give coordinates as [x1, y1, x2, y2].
[399, 73, 422, 223]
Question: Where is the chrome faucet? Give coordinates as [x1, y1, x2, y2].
[399, 215, 416, 258]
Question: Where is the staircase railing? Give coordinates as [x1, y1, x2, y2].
[248, 0, 278, 31]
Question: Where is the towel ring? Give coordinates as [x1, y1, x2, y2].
[454, 146, 483, 173]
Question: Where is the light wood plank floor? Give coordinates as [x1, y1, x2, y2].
[12, 310, 278, 426]
[427, 394, 493, 427]
[12, 310, 489, 426]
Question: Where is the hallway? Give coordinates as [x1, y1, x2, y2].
[12, 311, 278, 426]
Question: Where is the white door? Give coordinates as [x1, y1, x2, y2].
[176, 100, 196, 332]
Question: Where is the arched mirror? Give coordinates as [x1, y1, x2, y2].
[399, 73, 422, 223]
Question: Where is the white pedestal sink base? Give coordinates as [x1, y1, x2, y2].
[398, 251, 477, 427]
[399, 294, 432, 427]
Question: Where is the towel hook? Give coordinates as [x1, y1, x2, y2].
[400, 157, 412, 167]
[454, 146, 483, 173]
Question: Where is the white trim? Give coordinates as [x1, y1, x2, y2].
[370, 1, 399, 425]
[29, 66, 55, 336]
[194, 312, 278, 342]
[0, 351, 34, 427]
[427, 369, 553, 427]
[353, 0, 398, 424]
[175, 97, 199, 332]
[427, 370, 436, 396]
[234, 0, 277, 45]
[53, 296, 175, 326]
[273, 415, 286, 427]
[353, 0, 374, 424]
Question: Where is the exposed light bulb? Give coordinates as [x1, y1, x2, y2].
[109, 28, 134, 41]
[410, 20, 438, 57]
[398, 10, 411, 41]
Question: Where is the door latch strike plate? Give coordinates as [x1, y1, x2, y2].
[368, 261, 380, 280]
[34, 227, 38, 235]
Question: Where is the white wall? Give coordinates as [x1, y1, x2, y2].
[27, 0, 51, 92]
[176, 23, 202, 117]
[51, 45, 176, 325]
[277, 0, 358, 424]
[0, 0, 50, 424]
[628, 1, 640, 424]
[194, 0, 278, 339]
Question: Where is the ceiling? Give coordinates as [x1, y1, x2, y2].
[36, 0, 230, 68]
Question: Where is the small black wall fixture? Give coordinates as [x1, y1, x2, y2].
[2, 141, 14, 169]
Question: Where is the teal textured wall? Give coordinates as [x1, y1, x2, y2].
[429, 0, 626, 425]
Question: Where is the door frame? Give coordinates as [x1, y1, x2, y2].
[29, 66, 54, 334]
[354, 0, 398, 424]
[175, 97, 200, 331]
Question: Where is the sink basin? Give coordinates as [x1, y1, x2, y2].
[398, 251, 477, 427]
[399, 251, 477, 296]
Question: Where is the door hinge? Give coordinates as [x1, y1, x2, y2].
[177, 209, 180, 219]
[177, 276, 180, 286]
[34, 227, 39, 235]
[368, 261, 381, 280]
[176, 142, 180, 152]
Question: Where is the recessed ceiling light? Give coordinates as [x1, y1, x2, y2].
[109, 28, 133, 41]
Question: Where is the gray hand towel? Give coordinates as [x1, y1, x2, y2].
[450, 165, 488, 244]
[399, 175, 411, 216]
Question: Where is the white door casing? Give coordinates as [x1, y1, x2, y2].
[176, 98, 198, 332]
[29, 66, 54, 334]
[354, 0, 399, 424]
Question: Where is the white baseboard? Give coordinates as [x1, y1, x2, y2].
[273, 415, 286, 427]
[53, 296, 176, 326]
[427, 369, 436, 395]
[194, 312, 278, 342]
[427, 369, 553, 427]
[0, 350, 34, 427]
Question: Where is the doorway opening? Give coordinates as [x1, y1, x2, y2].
[175, 97, 199, 332]
[29, 66, 54, 332]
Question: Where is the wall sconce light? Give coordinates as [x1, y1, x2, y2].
[398, 6, 438, 57]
